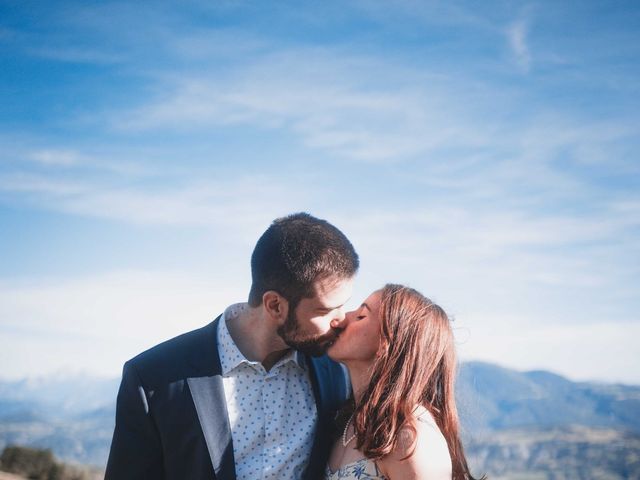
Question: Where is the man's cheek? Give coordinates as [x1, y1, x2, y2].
[310, 317, 330, 331]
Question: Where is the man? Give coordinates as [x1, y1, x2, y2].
[105, 213, 359, 480]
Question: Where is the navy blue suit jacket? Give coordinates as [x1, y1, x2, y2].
[105, 316, 349, 480]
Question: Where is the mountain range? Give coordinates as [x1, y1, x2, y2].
[1, 362, 639, 478]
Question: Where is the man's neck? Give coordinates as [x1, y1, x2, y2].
[225, 302, 291, 371]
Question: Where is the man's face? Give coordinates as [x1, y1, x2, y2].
[277, 275, 353, 356]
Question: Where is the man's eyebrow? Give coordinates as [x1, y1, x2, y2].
[317, 296, 352, 311]
[362, 302, 372, 311]
[317, 304, 340, 312]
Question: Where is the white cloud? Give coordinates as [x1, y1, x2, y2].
[116, 49, 493, 162]
[23, 148, 153, 176]
[0, 270, 244, 378]
[507, 19, 531, 73]
[336, 206, 638, 343]
[29, 149, 83, 167]
[343, 207, 626, 264]
[0, 171, 306, 231]
[0, 172, 89, 196]
[26, 45, 124, 64]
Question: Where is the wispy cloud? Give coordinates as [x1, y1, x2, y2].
[29, 149, 83, 167]
[0, 270, 242, 378]
[507, 18, 532, 72]
[115, 49, 497, 162]
[0, 173, 88, 196]
[27, 45, 124, 64]
[343, 207, 636, 288]
[0, 171, 303, 232]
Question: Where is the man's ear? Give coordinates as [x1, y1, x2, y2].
[263, 291, 289, 323]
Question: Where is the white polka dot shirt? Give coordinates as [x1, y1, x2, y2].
[218, 304, 318, 480]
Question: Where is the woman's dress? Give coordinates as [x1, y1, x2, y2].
[324, 457, 387, 480]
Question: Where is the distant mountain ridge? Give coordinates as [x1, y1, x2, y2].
[1, 362, 639, 477]
[0, 374, 120, 421]
[457, 362, 640, 435]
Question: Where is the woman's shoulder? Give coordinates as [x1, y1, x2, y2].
[378, 406, 452, 479]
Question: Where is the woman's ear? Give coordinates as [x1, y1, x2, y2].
[376, 336, 388, 359]
[263, 291, 289, 323]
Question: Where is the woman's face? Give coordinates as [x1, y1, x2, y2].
[327, 290, 383, 364]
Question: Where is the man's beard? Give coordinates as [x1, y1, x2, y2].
[277, 308, 340, 357]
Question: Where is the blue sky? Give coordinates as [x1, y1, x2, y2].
[1, 0, 639, 383]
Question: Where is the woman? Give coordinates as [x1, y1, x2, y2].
[325, 284, 483, 480]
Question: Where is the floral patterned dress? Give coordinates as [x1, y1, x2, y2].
[324, 457, 388, 480]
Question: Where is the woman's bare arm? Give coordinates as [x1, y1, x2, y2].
[378, 410, 452, 480]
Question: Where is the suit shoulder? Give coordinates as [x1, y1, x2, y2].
[125, 317, 220, 386]
[310, 354, 344, 375]
[309, 354, 350, 398]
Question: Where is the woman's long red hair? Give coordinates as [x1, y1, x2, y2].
[352, 284, 483, 480]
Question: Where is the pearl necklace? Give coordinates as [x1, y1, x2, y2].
[342, 413, 357, 447]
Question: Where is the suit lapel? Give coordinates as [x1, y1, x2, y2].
[305, 355, 351, 480]
[305, 356, 332, 480]
[187, 317, 236, 480]
[308, 356, 329, 417]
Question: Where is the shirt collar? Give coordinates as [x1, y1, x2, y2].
[218, 303, 307, 375]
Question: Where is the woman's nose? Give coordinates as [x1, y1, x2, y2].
[331, 309, 354, 329]
[330, 309, 349, 329]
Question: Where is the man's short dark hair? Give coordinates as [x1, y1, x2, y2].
[248, 212, 359, 308]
